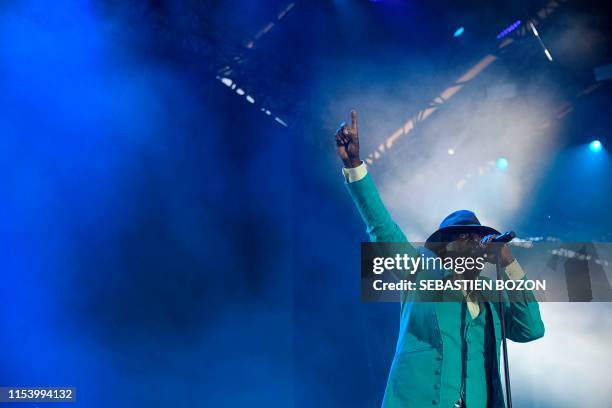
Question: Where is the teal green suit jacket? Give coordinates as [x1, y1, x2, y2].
[347, 173, 545, 408]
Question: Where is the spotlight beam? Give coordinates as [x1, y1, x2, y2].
[529, 22, 553, 62]
[365, 0, 565, 165]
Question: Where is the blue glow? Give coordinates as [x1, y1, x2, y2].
[589, 140, 603, 153]
[496, 157, 509, 170]
[453, 27, 465, 37]
[496, 20, 522, 40]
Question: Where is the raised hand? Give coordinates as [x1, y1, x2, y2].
[335, 110, 361, 168]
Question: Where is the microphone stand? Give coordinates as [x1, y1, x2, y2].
[496, 249, 512, 408]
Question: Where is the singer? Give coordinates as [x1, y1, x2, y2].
[335, 110, 544, 408]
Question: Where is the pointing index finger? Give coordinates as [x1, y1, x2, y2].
[350, 110, 357, 131]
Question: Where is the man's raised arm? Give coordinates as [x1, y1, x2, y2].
[335, 110, 412, 246]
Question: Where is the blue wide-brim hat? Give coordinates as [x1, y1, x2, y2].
[425, 210, 500, 248]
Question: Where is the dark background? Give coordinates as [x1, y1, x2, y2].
[1, 0, 612, 407]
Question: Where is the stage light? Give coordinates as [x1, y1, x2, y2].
[544, 49, 553, 62]
[216, 76, 283, 127]
[496, 20, 521, 40]
[496, 157, 509, 170]
[529, 22, 553, 62]
[274, 117, 288, 127]
[453, 27, 465, 37]
[448, 148, 454, 155]
[589, 140, 602, 153]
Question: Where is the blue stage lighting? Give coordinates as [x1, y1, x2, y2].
[453, 27, 465, 37]
[496, 157, 509, 170]
[589, 140, 602, 153]
[496, 20, 522, 40]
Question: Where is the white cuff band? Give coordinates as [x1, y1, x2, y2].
[341, 161, 367, 183]
[505, 259, 525, 280]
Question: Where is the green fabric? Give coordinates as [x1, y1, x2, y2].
[463, 304, 489, 408]
[437, 293, 465, 407]
[436, 291, 495, 408]
[436, 291, 489, 408]
[346, 174, 545, 408]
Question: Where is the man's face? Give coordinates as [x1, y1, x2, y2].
[445, 232, 483, 255]
[445, 232, 485, 277]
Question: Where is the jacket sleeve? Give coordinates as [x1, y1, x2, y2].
[346, 173, 420, 284]
[345, 173, 410, 244]
[503, 261, 545, 342]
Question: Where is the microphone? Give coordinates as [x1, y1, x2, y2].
[484, 231, 516, 244]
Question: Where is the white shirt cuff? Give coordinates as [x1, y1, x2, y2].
[341, 161, 367, 183]
[505, 259, 525, 280]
